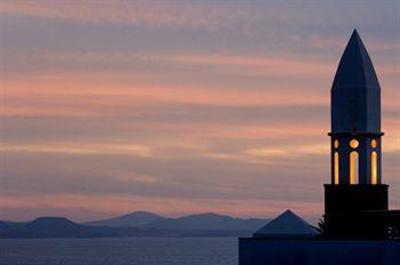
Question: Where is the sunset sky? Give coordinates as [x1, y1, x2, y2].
[0, 1, 399, 222]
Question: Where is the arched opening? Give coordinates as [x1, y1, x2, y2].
[350, 151, 358, 184]
[371, 151, 378, 185]
[334, 152, 339, 184]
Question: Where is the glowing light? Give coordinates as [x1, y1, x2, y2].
[350, 139, 359, 149]
[371, 151, 378, 185]
[371, 139, 378, 149]
[350, 151, 358, 184]
[334, 139, 339, 149]
[334, 152, 339, 184]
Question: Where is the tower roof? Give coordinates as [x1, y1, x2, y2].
[331, 29, 381, 133]
[253, 209, 319, 238]
[332, 29, 380, 92]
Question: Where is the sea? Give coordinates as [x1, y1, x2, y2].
[0, 237, 238, 265]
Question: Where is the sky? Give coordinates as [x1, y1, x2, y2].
[0, 0, 399, 223]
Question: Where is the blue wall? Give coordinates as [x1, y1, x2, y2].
[239, 238, 400, 265]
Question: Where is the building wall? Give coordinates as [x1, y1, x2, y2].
[239, 238, 400, 265]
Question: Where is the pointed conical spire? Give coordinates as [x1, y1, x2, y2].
[332, 29, 380, 91]
[331, 29, 381, 133]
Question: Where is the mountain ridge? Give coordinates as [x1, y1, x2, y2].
[0, 211, 270, 238]
[144, 212, 267, 231]
[85, 211, 163, 227]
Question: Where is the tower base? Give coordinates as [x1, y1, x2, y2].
[324, 184, 389, 239]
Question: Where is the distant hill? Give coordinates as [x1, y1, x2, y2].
[0, 221, 9, 230]
[28, 217, 80, 230]
[0, 212, 270, 238]
[26, 217, 90, 237]
[145, 213, 267, 231]
[0, 217, 109, 238]
[85, 211, 163, 227]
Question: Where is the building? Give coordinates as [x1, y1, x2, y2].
[253, 210, 318, 238]
[324, 29, 399, 240]
[239, 30, 400, 265]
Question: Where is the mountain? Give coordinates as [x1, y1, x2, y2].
[0, 217, 134, 238]
[0, 221, 9, 230]
[0, 217, 80, 238]
[26, 217, 85, 237]
[145, 213, 268, 231]
[85, 211, 163, 227]
[28, 217, 81, 230]
[85, 211, 269, 231]
[0, 212, 270, 238]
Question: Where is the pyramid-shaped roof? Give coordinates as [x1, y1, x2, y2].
[253, 210, 318, 238]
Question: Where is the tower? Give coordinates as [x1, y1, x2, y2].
[239, 30, 400, 265]
[324, 30, 389, 239]
[330, 29, 383, 185]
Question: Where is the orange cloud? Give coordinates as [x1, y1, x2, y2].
[0, 142, 153, 157]
[40, 51, 335, 76]
[1, 1, 399, 222]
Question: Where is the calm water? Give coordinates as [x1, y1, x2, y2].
[0, 237, 238, 265]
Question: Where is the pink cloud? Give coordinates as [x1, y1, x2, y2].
[0, 1, 260, 31]
[0, 192, 323, 223]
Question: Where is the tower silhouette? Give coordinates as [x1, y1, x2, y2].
[324, 29, 390, 239]
[330, 29, 382, 185]
[239, 30, 400, 265]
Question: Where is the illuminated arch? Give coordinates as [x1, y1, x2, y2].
[334, 152, 339, 184]
[371, 151, 378, 185]
[350, 151, 358, 184]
